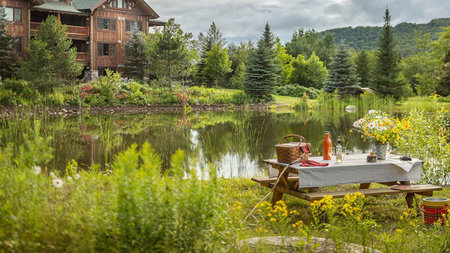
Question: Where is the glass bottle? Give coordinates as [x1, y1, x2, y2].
[323, 132, 332, 160]
[336, 136, 343, 163]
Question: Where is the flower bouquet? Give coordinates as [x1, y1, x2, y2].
[352, 110, 410, 159]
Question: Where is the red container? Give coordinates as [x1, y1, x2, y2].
[421, 197, 449, 225]
[322, 132, 332, 160]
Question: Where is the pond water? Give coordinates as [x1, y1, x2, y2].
[1, 110, 387, 178]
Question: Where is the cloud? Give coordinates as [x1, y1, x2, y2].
[147, 0, 450, 43]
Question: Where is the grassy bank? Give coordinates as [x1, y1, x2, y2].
[223, 178, 449, 252]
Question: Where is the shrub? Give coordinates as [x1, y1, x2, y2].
[273, 84, 321, 99]
[92, 70, 122, 104]
[397, 100, 449, 184]
[47, 90, 65, 106]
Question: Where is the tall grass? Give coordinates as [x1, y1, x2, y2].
[314, 91, 395, 114]
[0, 124, 228, 251]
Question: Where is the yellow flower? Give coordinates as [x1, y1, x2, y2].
[396, 229, 403, 234]
[270, 218, 276, 222]
[361, 135, 364, 139]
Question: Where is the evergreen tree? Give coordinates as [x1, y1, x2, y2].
[244, 23, 277, 101]
[324, 45, 360, 95]
[435, 48, 450, 96]
[373, 8, 403, 100]
[0, 6, 15, 80]
[196, 22, 225, 86]
[355, 50, 371, 87]
[202, 43, 232, 87]
[17, 15, 82, 93]
[149, 18, 191, 89]
[124, 29, 148, 81]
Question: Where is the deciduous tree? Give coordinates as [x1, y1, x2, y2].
[202, 43, 232, 87]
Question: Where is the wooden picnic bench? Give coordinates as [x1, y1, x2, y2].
[252, 155, 442, 209]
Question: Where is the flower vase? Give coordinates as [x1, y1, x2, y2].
[374, 143, 388, 160]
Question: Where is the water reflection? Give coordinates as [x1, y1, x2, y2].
[1, 110, 375, 178]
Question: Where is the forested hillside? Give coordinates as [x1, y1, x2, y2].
[320, 18, 450, 56]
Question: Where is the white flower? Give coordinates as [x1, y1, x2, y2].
[32, 166, 41, 175]
[75, 174, 80, 180]
[67, 176, 73, 181]
[50, 172, 56, 179]
[52, 178, 64, 188]
[368, 110, 377, 115]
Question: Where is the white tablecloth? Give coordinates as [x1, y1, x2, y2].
[270, 154, 422, 188]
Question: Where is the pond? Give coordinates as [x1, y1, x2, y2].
[1, 110, 390, 178]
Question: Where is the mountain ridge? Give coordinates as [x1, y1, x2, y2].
[319, 18, 450, 56]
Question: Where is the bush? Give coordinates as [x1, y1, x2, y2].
[47, 90, 65, 106]
[92, 70, 122, 104]
[397, 101, 449, 184]
[0, 89, 17, 105]
[273, 85, 321, 99]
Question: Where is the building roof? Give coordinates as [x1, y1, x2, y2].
[33, 2, 85, 14]
[32, 0, 161, 19]
[71, 0, 101, 10]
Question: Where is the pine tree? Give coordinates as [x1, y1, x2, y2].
[355, 50, 371, 87]
[196, 22, 225, 87]
[324, 45, 360, 95]
[17, 15, 82, 93]
[244, 23, 278, 101]
[373, 8, 403, 100]
[149, 18, 190, 89]
[0, 5, 15, 80]
[123, 29, 148, 81]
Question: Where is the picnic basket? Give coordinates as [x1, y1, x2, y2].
[276, 134, 310, 164]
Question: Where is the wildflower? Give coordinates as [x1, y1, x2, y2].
[75, 173, 80, 180]
[32, 166, 41, 175]
[52, 178, 64, 188]
[50, 172, 56, 179]
[270, 218, 277, 222]
[67, 176, 73, 182]
[396, 229, 403, 234]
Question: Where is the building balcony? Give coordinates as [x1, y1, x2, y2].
[30, 22, 89, 39]
[76, 52, 89, 64]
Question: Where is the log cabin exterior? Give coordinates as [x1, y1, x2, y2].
[2, 0, 164, 80]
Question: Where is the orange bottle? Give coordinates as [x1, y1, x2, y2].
[323, 132, 332, 160]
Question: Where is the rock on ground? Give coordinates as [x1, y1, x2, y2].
[238, 236, 382, 253]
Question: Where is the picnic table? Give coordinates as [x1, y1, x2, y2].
[252, 154, 442, 209]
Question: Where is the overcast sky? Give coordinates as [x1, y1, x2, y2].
[147, 0, 449, 44]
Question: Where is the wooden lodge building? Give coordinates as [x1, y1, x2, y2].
[3, 0, 165, 80]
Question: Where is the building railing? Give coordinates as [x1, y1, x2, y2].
[76, 52, 89, 64]
[30, 22, 89, 37]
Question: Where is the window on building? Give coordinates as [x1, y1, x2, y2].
[13, 37, 22, 52]
[97, 18, 116, 31]
[110, 0, 131, 9]
[125, 20, 142, 32]
[4, 7, 22, 22]
[97, 43, 116, 56]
